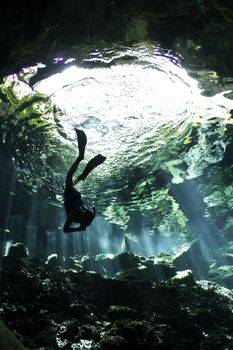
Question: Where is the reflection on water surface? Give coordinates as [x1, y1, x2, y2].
[1, 42, 232, 234]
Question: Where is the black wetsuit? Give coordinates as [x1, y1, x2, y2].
[62, 129, 105, 233]
[64, 185, 87, 220]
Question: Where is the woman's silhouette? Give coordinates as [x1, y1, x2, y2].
[63, 129, 106, 232]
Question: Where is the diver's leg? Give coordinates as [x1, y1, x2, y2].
[65, 129, 87, 187]
[73, 154, 106, 184]
[65, 156, 83, 187]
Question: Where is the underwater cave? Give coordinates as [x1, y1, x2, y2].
[1, 1, 233, 349]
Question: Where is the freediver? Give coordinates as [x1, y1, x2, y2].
[63, 129, 106, 233]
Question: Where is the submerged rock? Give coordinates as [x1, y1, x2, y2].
[0, 251, 233, 349]
[7, 243, 29, 259]
[170, 269, 195, 286]
[107, 305, 139, 321]
[0, 319, 27, 350]
[208, 265, 233, 289]
[116, 260, 176, 283]
[173, 240, 209, 279]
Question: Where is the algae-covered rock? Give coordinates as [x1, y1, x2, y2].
[7, 243, 29, 259]
[81, 255, 106, 275]
[124, 17, 149, 42]
[107, 305, 139, 321]
[98, 319, 161, 350]
[220, 252, 233, 265]
[45, 253, 62, 270]
[1, 255, 233, 349]
[116, 260, 176, 283]
[173, 240, 209, 278]
[0, 319, 28, 350]
[112, 251, 141, 270]
[97, 334, 128, 350]
[208, 265, 233, 289]
[169, 269, 195, 286]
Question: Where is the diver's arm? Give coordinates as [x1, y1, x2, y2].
[63, 215, 83, 233]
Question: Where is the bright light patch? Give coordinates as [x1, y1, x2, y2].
[34, 53, 201, 164]
[36, 63, 200, 131]
[35, 49, 232, 153]
[34, 45, 233, 185]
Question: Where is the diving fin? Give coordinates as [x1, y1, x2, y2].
[77, 154, 106, 181]
[75, 129, 87, 160]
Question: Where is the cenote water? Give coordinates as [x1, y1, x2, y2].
[1, 42, 233, 259]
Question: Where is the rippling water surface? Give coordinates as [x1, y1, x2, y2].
[1, 42, 232, 228]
